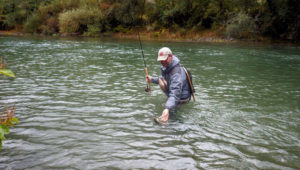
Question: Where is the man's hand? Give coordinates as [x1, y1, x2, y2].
[146, 75, 152, 83]
[159, 109, 169, 122]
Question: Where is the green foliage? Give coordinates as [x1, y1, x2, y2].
[112, 1, 137, 26]
[83, 25, 101, 36]
[58, 9, 80, 33]
[32, 0, 79, 34]
[0, 57, 15, 78]
[113, 25, 130, 33]
[0, 0, 299, 41]
[59, 8, 104, 34]
[23, 14, 42, 33]
[0, 69, 16, 78]
[0, 105, 18, 149]
[257, 0, 300, 40]
[226, 12, 256, 39]
[0, 0, 49, 30]
[43, 16, 59, 35]
[3, 13, 17, 29]
[0, 125, 9, 139]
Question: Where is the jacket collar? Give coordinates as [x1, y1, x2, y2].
[162, 55, 180, 72]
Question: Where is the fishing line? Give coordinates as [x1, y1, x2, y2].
[138, 31, 146, 69]
[135, 0, 150, 93]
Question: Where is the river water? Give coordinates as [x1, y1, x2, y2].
[0, 36, 299, 169]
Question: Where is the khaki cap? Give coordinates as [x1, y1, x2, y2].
[157, 47, 172, 61]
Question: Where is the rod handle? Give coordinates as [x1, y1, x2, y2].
[145, 67, 151, 92]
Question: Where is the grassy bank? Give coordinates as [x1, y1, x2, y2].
[1, 29, 274, 44]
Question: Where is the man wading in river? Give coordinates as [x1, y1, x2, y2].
[146, 47, 194, 123]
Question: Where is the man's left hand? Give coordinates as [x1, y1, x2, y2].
[146, 75, 152, 83]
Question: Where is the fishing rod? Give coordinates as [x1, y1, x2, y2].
[137, 31, 151, 93]
[133, 0, 150, 93]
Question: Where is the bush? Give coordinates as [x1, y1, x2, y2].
[26, 0, 80, 34]
[113, 25, 130, 33]
[83, 25, 102, 36]
[225, 12, 257, 39]
[23, 14, 42, 33]
[59, 8, 104, 34]
[43, 17, 59, 35]
[3, 14, 18, 29]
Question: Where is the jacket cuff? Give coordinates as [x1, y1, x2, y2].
[152, 77, 159, 84]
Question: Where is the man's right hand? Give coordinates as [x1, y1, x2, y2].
[159, 109, 169, 122]
[146, 75, 152, 83]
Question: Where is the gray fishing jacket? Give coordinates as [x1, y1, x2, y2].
[152, 56, 191, 109]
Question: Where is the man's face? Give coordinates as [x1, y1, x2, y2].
[160, 55, 172, 67]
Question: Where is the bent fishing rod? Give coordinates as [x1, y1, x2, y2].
[138, 31, 151, 93]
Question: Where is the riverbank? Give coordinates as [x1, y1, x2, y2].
[0, 29, 232, 42]
[113, 29, 235, 43]
[0, 29, 296, 45]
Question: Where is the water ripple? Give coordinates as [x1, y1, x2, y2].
[0, 37, 299, 169]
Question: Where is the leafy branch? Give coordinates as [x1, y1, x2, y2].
[0, 104, 18, 149]
[0, 57, 16, 78]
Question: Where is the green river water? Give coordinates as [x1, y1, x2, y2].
[0, 36, 299, 169]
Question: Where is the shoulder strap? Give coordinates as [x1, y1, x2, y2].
[182, 66, 196, 102]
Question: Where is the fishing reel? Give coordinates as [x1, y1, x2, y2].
[145, 87, 151, 93]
